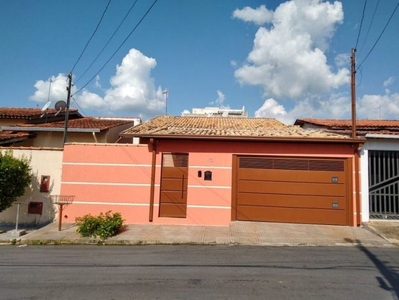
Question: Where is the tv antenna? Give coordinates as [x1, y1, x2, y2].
[54, 100, 67, 116]
[162, 90, 168, 115]
[40, 101, 51, 118]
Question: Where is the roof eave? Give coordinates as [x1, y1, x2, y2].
[121, 133, 365, 144]
[0, 136, 30, 145]
[366, 133, 399, 139]
[2, 126, 102, 133]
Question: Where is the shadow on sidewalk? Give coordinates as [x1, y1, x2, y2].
[347, 238, 399, 299]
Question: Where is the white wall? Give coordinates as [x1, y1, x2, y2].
[0, 148, 63, 227]
[361, 138, 399, 223]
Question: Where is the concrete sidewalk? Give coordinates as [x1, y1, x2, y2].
[0, 221, 396, 247]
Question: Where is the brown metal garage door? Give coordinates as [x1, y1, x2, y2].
[234, 156, 349, 226]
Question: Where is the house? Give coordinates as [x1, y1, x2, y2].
[0, 107, 83, 126]
[0, 147, 63, 228]
[0, 107, 141, 227]
[182, 106, 248, 117]
[0, 107, 82, 146]
[59, 116, 364, 227]
[2, 117, 139, 148]
[295, 118, 399, 222]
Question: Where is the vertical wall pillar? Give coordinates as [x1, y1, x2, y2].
[149, 139, 157, 222]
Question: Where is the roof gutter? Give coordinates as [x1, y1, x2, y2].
[365, 133, 399, 139]
[2, 126, 101, 133]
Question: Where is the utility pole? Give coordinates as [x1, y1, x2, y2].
[351, 48, 357, 138]
[63, 72, 72, 147]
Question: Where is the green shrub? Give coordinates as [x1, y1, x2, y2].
[75, 214, 100, 237]
[0, 150, 31, 212]
[76, 211, 124, 240]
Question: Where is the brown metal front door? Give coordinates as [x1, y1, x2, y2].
[159, 153, 188, 218]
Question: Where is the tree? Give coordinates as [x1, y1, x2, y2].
[0, 151, 31, 212]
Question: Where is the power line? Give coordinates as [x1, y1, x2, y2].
[75, 0, 139, 84]
[71, 0, 112, 73]
[356, 64, 364, 88]
[355, 0, 367, 49]
[358, 0, 380, 55]
[72, 0, 158, 97]
[71, 96, 88, 117]
[357, 2, 399, 70]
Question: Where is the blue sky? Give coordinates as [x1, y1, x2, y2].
[1, 0, 398, 124]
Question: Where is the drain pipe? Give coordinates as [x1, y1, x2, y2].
[149, 138, 157, 222]
[92, 132, 98, 143]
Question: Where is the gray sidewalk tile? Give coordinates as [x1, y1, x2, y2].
[0, 220, 396, 247]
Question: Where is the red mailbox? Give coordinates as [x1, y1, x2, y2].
[40, 175, 50, 192]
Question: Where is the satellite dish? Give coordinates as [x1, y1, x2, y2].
[55, 100, 67, 111]
[41, 101, 51, 112]
[222, 111, 229, 117]
[54, 100, 67, 116]
[40, 101, 51, 118]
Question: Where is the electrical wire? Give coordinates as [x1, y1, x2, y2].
[355, 0, 368, 49]
[357, 2, 399, 70]
[71, 0, 112, 73]
[71, 96, 88, 117]
[72, 0, 158, 97]
[358, 0, 380, 55]
[75, 0, 139, 84]
[356, 65, 363, 88]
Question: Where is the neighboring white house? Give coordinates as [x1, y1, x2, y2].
[0, 107, 141, 227]
[295, 118, 399, 223]
[182, 106, 248, 117]
[2, 117, 140, 148]
[0, 148, 63, 227]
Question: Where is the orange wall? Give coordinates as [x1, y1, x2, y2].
[61, 140, 357, 226]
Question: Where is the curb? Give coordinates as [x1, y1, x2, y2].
[362, 223, 397, 246]
[0, 238, 395, 247]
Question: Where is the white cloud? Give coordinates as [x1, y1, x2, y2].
[254, 91, 399, 125]
[30, 73, 73, 105]
[74, 90, 105, 110]
[255, 98, 290, 122]
[209, 90, 229, 108]
[232, 5, 273, 25]
[383, 76, 395, 87]
[254, 94, 351, 125]
[357, 93, 399, 119]
[215, 90, 226, 106]
[234, 0, 348, 100]
[30, 49, 166, 120]
[102, 49, 165, 118]
[94, 75, 102, 89]
[334, 53, 349, 68]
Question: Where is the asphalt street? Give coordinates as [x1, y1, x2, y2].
[1, 245, 399, 300]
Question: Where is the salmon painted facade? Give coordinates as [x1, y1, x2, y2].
[61, 133, 362, 226]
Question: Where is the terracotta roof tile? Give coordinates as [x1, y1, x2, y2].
[121, 116, 350, 140]
[4, 118, 133, 131]
[296, 118, 399, 128]
[295, 118, 399, 135]
[0, 131, 32, 144]
[0, 107, 79, 119]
